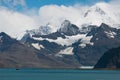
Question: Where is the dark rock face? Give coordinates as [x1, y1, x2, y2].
[94, 47, 120, 69]
[58, 20, 80, 36]
[33, 32, 66, 40]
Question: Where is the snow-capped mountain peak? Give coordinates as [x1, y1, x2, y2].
[38, 24, 52, 35]
[58, 20, 80, 36]
[28, 23, 52, 36]
[17, 24, 52, 40]
[84, 4, 106, 17]
[80, 3, 120, 27]
[58, 20, 71, 33]
[61, 20, 71, 28]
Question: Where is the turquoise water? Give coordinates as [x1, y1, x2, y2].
[0, 69, 120, 80]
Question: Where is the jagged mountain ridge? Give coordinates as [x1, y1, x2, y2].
[20, 22, 120, 66]
[17, 2, 120, 40]
[0, 22, 120, 68]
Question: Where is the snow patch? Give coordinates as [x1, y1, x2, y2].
[55, 54, 63, 57]
[0, 36, 3, 42]
[79, 44, 86, 48]
[0, 36, 3, 39]
[79, 35, 93, 48]
[79, 66, 94, 69]
[90, 42, 94, 46]
[31, 43, 44, 50]
[104, 31, 116, 38]
[33, 37, 44, 41]
[59, 47, 74, 55]
[96, 38, 99, 40]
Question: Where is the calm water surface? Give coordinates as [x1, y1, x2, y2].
[0, 69, 120, 80]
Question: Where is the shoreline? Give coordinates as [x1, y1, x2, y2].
[0, 67, 120, 70]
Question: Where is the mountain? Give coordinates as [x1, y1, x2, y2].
[94, 47, 120, 69]
[78, 2, 120, 28]
[2, 3, 120, 68]
[1, 22, 120, 68]
[20, 22, 120, 67]
[0, 32, 80, 68]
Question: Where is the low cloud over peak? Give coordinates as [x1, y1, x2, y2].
[0, 0, 120, 38]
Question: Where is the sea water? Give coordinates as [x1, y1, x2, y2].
[0, 68, 120, 80]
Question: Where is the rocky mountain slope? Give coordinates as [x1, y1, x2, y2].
[0, 32, 80, 68]
[94, 47, 120, 69]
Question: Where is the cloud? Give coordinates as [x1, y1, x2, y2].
[0, 0, 120, 38]
[37, 5, 89, 31]
[0, 4, 88, 37]
[109, 0, 120, 5]
[0, 7, 39, 37]
[37, 0, 120, 30]
[0, 0, 40, 38]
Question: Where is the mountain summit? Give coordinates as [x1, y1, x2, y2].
[81, 3, 119, 27]
[58, 20, 80, 36]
